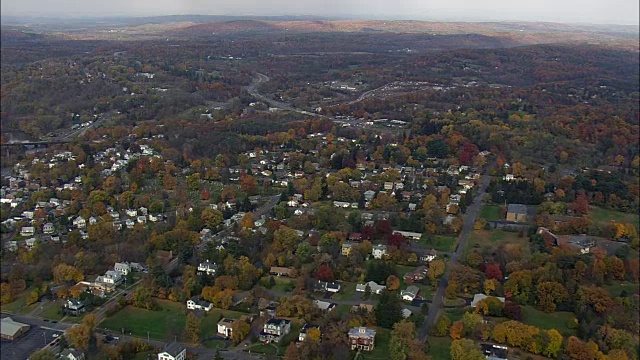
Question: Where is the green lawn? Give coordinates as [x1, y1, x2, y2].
[444, 307, 466, 322]
[246, 343, 279, 356]
[101, 300, 186, 341]
[40, 300, 65, 321]
[480, 205, 503, 221]
[419, 235, 458, 252]
[589, 206, 639, 227]
[336, 304, 353, 316]
[521, 306, 575, 336]
[426, 336, 452, 360]
[603, 282, 640, 298]
[358, 327, 390, 360]
[1, 290, 40, 315]
[443, 297, 467, 308]
[465, 229, 530, 257]
[332, 282, 357, 301]
[203, 339, 227, 350]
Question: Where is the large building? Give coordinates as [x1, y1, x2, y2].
[0, 317, 30, 340]
[348, 327, 376, 351]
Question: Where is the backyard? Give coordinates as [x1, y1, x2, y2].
[465, 229, 530, 257]
[589, 206, 639, 227]
[521, 306, 575, 336]
[418, 235, 458, 252]
[100, 300, 187, 341]
[479, 204, 503, 221]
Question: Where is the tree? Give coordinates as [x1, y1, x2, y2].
[536, 281, 568, 312]
[315, 264, 334, 282]
[306, 327, 321, 342]
[450, 339, 484, 360]
[231, 320, 251, 345]
[185, 312, 200, 343]
[284, 343, 301, 360]
[461, 312, 483, 337]
[485, 263, 503, 280]
[449, 321, 464, 340]
[375, 289, 403, 329]
[273, 226, 300, 252]
[484, 279, 499, 295]
[565, 336, 602, 360]
[52, 263, 84, 285]
[432, 314, 451, 337]
[201, 208, 223, 229]
[570, 190, 590, 215]
[29, 349, 57, 360]
[212, 289, 234, 310]
[475, 296, 504, 317]
[390, 320, 416, 360]
[543, 329, 563, 358]
[201, 286, 216, 303]
[386, 275, 400, 291]
[428, 259, 446, 282]
[0, 283, 12, 304]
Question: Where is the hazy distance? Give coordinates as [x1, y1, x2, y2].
[1, 0, 639, 26]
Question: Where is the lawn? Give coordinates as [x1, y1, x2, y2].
[39, 300, 65, 321]
[521, 306, 575, 336]
[261, 276, 295, 293]
[100, 300, 186, 341]
[1, 287, 40, 314]
[203, 339, 227, 350]
[359, 327, 390, 360]
[419, 235, 458, 252]
[246, 343, 279, 356]
[444, 307, 466, 322]
[480, 205, 503, 221]
[589, 206, 639, 227]
[426, 336, 452, 360]
[465, 229, 530, 257]
[332, 282, 357, 301]
[603, 282, 640, 298]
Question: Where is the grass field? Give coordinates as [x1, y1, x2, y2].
[332, 282, 357, 301]
[360, 327, 390, 360]
[426, 336, 452, 360]
[267, 276, 295, 293]
[419, 235, 458, 252]
[101, 300, 186, 341]
[603, 282, 640, 298]
[480, 205, 503, 221]
[521, 306, 575, 336]
[589, 206, 639, 227]
[39, 300, 65, 321]
[465, 229, 529, 257]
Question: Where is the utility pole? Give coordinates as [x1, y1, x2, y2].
[43, 332, 47, 347]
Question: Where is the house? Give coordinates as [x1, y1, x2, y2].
[506, 204, 528, 223]
[403, 266, 428, 283]
[420, 249, 437, 263]
[73, 216, 86, 229]
[25, 238, 37, 251]
[157, 342, 186, 360]
[114, 262, 131, 276]
[60, 348, 85, 360]
[557, 234, 596, 254]
[20, 226, 35, 237]
[314, 280, 341, 293]
[269, 266, 295, 277]
[197, 260, 218, 276]
[401, 285, 420, 302]
[0, 317, 30, 340]
[299, 323, 320, 342]
[471, 294, 506, 308]
[88, 216, 98, 225]
[364, 190, 376, 201]
[42, 222, 55, 234]
[186, 297, 213, 312]
[96, 270, 122, 287]
[372, 244, 387, 259]
[348, 327, 376, 351]
[341, 242, 354, 256]
[314, 300, 336, 312]
[393, 231, 422, 240]
[349, 233, 362, 242]
[64, 298, 86, 316]
[259, 318, 291, 343]
[350, 303, 374, 313]
[356, 281, 386, 294]
[482, 344, 509, 360]
[217, 318, 235, 339]
[125, 219, 135, 229]
[136, 215, 147, 224]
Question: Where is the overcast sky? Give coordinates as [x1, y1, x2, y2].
[1, 0, 638, 25]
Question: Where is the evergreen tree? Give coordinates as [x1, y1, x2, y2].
[375, 289, 403, 329]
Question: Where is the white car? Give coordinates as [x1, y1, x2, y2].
[52, 334, 59, 338]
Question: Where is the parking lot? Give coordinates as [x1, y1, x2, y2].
[0, 325, 63, 360]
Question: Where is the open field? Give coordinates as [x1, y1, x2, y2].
[418, 235, 458, 252]
[521, 306, 575, 336]
[1, 287, 40, 314]
[603, 282, 640, 297]
[426, 336, 452, 360]
[589, 206, 639, 227]
[101, 300, 186, 341]
[465, 229, 530, 257]
[479, 205, 503, 221]
[39, 300, 64, 321]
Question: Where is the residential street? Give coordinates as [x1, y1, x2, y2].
[419, 161, 494, 341]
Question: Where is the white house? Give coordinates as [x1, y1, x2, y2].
[126, 209, 138, 217]
[260, 318, 291, 343]
[42, 223, 55, 234]
[114, 262, 131, 276]
[20, 226, 35, 237]
[401, 285, 420, 302]
[73, 216, 86, 229]
[60, 348, 85, 360]
[25, 238, 37, 251]
[372, 244, 387, 259]
[197, 261, 218, 276]
[186, 297, 213, 312]
[420, 249, 437, 263]
[217, 318, 235, 339]
[157, 342, 186, 360]
[313, 300, 336, 312]
[470, 294, 506, 308]
[356, 281, 386, 295]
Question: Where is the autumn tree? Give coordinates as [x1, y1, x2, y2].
[185, 312, 200, 343]
[536, 281, 568, 312]
[52, 263, 83, 285]
[201, 208, 223, 229]
[0, 283, 12, 304]
[450, 339, 485, 360]
[450, 321, 464, 340]
[390, 320, 417, 360]
[428, 259, 446, 282]
[231, 320, 251, 345]
[386, 275, 401, 291]
[315, 264, 335, 282]
[29, 349, 56, 360]
[432, 314, 452, 337]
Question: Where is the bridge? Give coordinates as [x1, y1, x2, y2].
[0, 139, 73, 147]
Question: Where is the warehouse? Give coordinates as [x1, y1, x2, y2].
[0, 317, 30, 340]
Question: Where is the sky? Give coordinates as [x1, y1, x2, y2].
[1, 0, 639, 25]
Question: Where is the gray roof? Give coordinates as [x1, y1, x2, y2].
[162, 342, 185, 356]
[507, 203, 528, 215]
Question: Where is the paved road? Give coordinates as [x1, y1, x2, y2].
[247, 73, 327, 119]
[419, 162, 494, 341]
